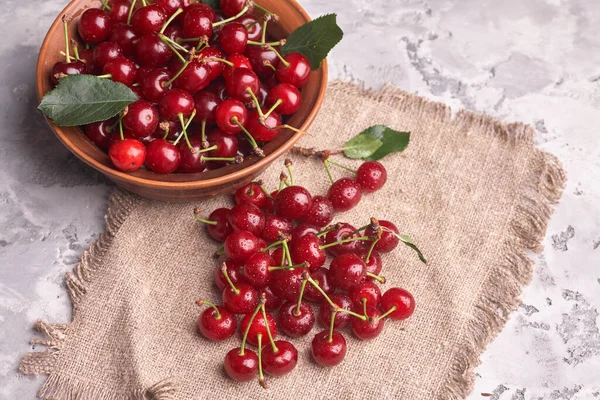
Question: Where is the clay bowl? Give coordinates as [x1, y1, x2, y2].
[37, 0, 327, 202]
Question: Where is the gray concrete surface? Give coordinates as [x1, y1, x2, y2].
[1, 0, 599, 398]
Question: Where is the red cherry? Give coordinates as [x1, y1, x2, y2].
[215, 259, 242, 290]
[84, 118, 114, 151]
[184, 3, 217, 22]
[270, 268, 304, 302]
[245, 46, 280, 78]
[222, 282, 258, 314]
[351, 306, 385, 340]
[109, 0, 132, 24]
[203, 208, 233, 242]
[238, 15, 262, 41]
[110, 24, 138, 57]
[78, 9, 112, 44]
[290, 233, 325, 270]
[235, 182, 268, 209]
[215, 99, 247, 134]
[357, 249, 383, 280]
[276, 52, 311, 88]
[198, 47, 224, 81]
[324, 223, 362, 257]
[155, 0, 185, 18]
[178, 137, 208, 173]
[224, 348, 258, 382]
[93, 41, 122, 70]
[243, 252, 274, 288]
[356, 161, 387, 192]
[328, 178, 363, 212]
[365, 220, 400, 252]
[311, 330, 347, 367]
[173, 60, 211, 93]
[225, 68, 260, 102]
[108, 138, 146, 172]
[261, 214, 293, 243]
[103, 56, 137, 86]
[198, 303, 237, 341]
[300, 195, 334, 227]
[219, 22, 248, 55]
[266, 83, 301, 115]
[262, 340, 298, 377]
[183, 8, 214, 38]
[205, 129, 239, 158]
[318, 293, 353, 329]
[140, 68, 172, 102]
[220, 0, 251, 17]
[159, 89, 195, 120]
[275, 186, 313, 220]
[108, 131, 135, 149]
[381, 288, 415, 320]
[228, 203, 265, 236]
[304, 268, 334, 303]
[194, 91, 221, 123]
[348, 281, 382, 308]
[224, 230, 259, 263]
[145, 139, 181, 174]
[246, 110, 281, 143]
[328, 253, 367, 291]
[290, 223, 320, 245]
[223, 53, 253, 76]
[240, 309, 277, 346]
[278, 301, 315, 337]
[123, 100, 159, 137]
[131, 4, 167, 35]
[135, 34, 173, 67]
[163, 23, 184, 42]
[51, 61, 86, 85]
[262, 286, 282, 311]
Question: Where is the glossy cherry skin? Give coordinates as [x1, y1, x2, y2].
[215, 99, 247, 134]
[262, 340, 298, 377]
[328, 178, 363, 212]
[234, 182, 268, 209]
[270, 268, 304, 302]
[357, 249, 383, 280]
[204, 208, 233, 242]
[349, 281, 382, 308]
[214, 259, 242, 290]
[366, 220, 400, 253]
[159, 89, 195, 120]
[245, 46, 280, 78]
[145, 139, 181, 174]
[93, 41, 122, 70]
[311, 330, 347, 367]
[290, 223, 320, 245]
[223, 54, 253, 77]
[220, 0, 252, 17]
[351, 306, 385, 340]
[278, 301, 315, 337]
[108, 138, 146, 172]
[300, 195, 334, 227]
[206, 129, 239, 158]
[246, 110, 281, 143]
[225, 68, 260, 102]
[242, 252, 274, 288]
[173, 60, 211, 93]
[140, 68, 172, 102]
[224, 230, 259, 263]
[261, 214, 293, 243]
[108, 131, 135, 149]
[237, 15, 261, 41]
[184, 3, 217, 22]
[240, 310, 277, 346]
[328, 253, 367, 292]
[108, 0, 132, 24]
[156, 0, 184, 17]
[103, 57, 137, 86]
[163, 23, 184, 42]
[356, 161, 387, 193]
[123, 100, 159, 137]
[290, 233, 325, 270]
[275, 186, 313, 220]
[84, 119, 114, 151]
[78, 8, 112, 44]
[318, 293, 353, 329]
[131, 4, 167, 35]
[198, 47, 224, 81]
[266, 83, 302, 115]
[199, 306, 237, 341]
[381, 288, 415, 320]
[51, 61, 86, 85]
[109, 24, 138, 56]
[276, 52, 311, 88]
[324, 223, 362, 257]
[262, 286, 282, 311]
[224, 348, 258, 382]
[183, 8, 214, 38]
[218, 22, 248, 55]
[178, 137, 208, 173]
[135, 34, 173, 67]
[228, 203, 265, 236]
[304, 267, 335, 303]
[222, 282, 258, 314]
[194, 91, 220, 123]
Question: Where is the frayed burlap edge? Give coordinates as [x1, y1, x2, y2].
[18, 80, 566, 400]
[19, 190, 176, 400]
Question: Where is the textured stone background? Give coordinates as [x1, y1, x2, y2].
[1, 0, 599, 399]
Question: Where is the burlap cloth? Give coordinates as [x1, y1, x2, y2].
[20, 81, 566, 399]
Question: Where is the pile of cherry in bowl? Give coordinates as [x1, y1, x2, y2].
[52, 0, 309, 174]
[194, 159, 419, 387]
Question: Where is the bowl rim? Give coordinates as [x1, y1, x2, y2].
[37, 0, 328, 190]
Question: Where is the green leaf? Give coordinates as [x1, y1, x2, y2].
[343, 134, 382, 159]
[201, 0, 219, 10]
[38, 75, 138, 127]
[398, 234, 427, 264]
[361, 125, 411, 161]
[281, 14, 343, 70]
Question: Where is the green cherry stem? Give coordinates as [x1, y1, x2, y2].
[268, 262, 309, 272]
[254, 3, 275, 16]
[364, 238, 379, 264]
[232, 116, 264, 157]
[284, 158, 294, 185]
[267, 45, 290, 68]
[174, 110, 197, 149]
[328, 310, 336, 342]
[375, 306, 397, 322]
[319, 235, 370, 250]
[281, 240, 293, 267]
[127, 0, 137, 25]
[257, 334, 267, 389]
[158, 35, 189, 63]
[160, 8, 183, 34]
[260, 99, 282, 122]
[367, 272, 386, 284]
[99, 0, 111, 11]
[118, 116, 125, 141]
[326, 158, 357, 173]
[260, 20, 268, 44]
[246, 88, 264, 117]
[247, 40, 283, 47]
[362, 298, 368, 317]
[239, 303, 262, 355]
[163, 60, 190, 87]
[193, 209, 217, 226]
[203, 57, 235, 67]
[323, 159, 334, 184]
[62, 15, 71, 63]
[200, 120, 207, 144]
[141, 0, 148, 6]
[214, 245, 225, 258]
[261, 240, 283, 252]
[257, 180, 274, 199]
[261, 305, 278, 353]
[221, 263, 240, 295]
[201, 156, 241, 163]
[294, 278, 308, 317]
[196, 299, 221, 319]
[315, 224, 342, 238]
[213, 5, 250, 27]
